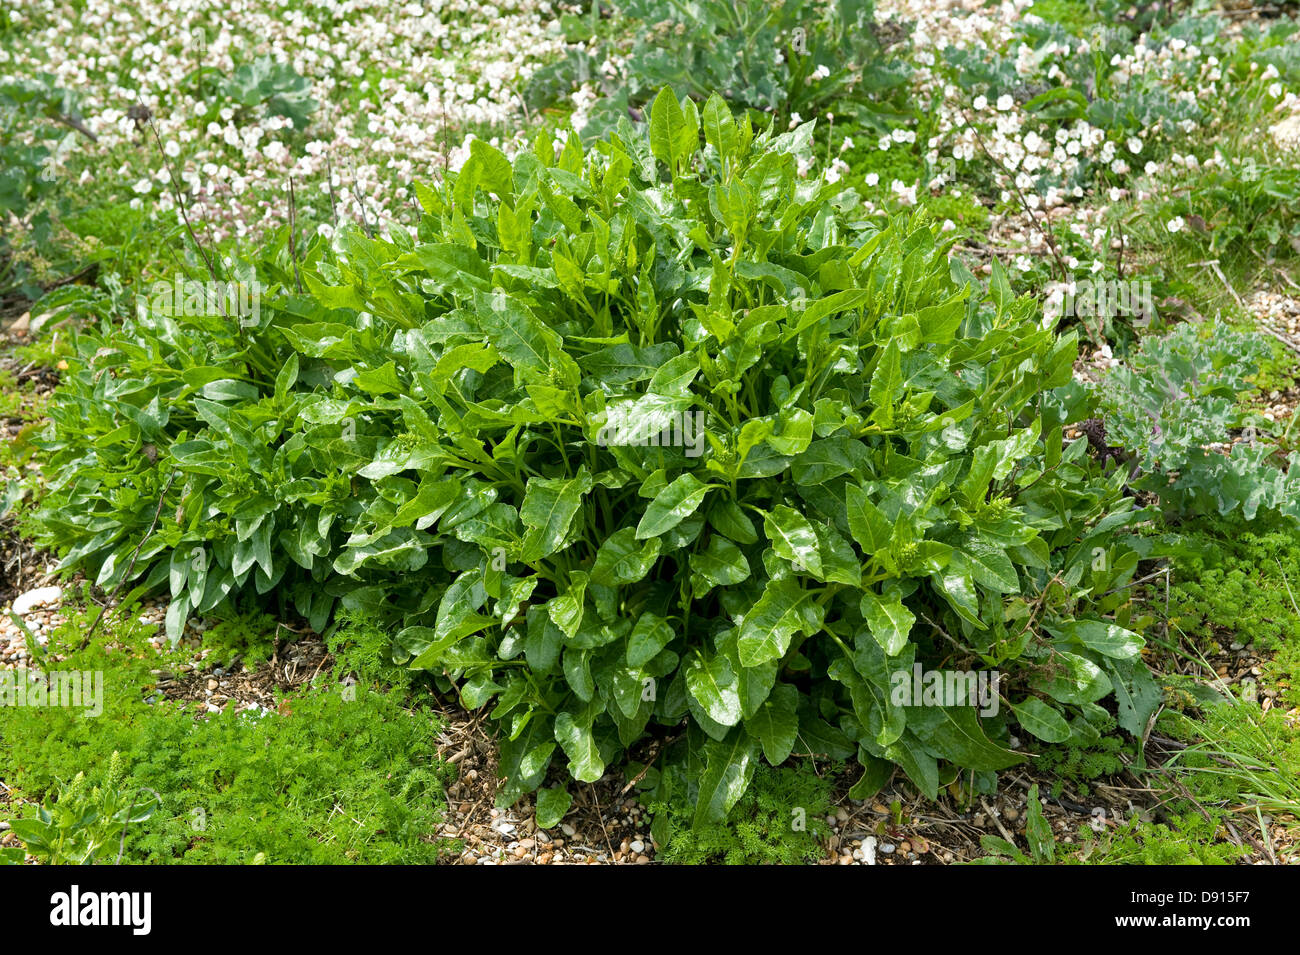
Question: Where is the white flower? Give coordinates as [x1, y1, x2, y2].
[973, 95, 988, 110]
[865, 172, 879, 187]
[132, 178, 152, 194]
[163, 140, 180, 158]
[1127, 136, 1143, 154]
[1166, 216, 1185, 233]
[997, 94, 1013, 111]
[894, 184, 917, 206]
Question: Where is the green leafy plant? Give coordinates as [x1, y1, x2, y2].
[976, 783, 1056, 864]
[33, 90, 1153, 818]
[7, 752, 159, 865]
[1095, 321, 1300, 522]
[219, 56, 317, 130]
[529, 0, 910, 137]
[0, 73, 92, 295]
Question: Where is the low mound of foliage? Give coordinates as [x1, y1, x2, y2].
[33, 90, 1158, 817]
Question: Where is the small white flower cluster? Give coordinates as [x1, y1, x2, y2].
[870, 0, 1289, 277]
[5, 0, 568, 242]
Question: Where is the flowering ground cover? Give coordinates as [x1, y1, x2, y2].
[1, 0, 1299, 869]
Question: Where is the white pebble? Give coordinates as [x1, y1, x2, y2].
[12, 586, 63, 616]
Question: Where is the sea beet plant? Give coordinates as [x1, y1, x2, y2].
[33, 91, 1157, 818]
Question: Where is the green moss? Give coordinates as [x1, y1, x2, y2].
[327, 613, 414, 695]
[1037, 713, 1132, 798]
[646, 762, 836, 865]
[1025, 0, 1100, 32]
[1161, 519, 1300, 668]
[1076, 812, 1247, 865]
[199, 610, 279, 666]
[0, 601, 453, 864]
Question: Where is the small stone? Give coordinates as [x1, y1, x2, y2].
[561, 824, 576, 837]
[629, 839, 644, 854]
[12, 586, 62, 616]
[861, 836, 878, 865]
[207, 679, 219, 691]
[635, 855, 649, 864]
[1003, 806, 1020, 822]
[518, 838, 535, 850]
[879, 843, 895, 854]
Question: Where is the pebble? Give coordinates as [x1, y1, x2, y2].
[629, 839, 644, 854]
[11, 586, 62, 616]
[859, 836, 878, 865]
[879, 843, 895, 855]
